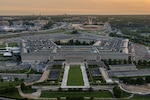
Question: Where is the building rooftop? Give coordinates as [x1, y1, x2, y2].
[21, 37, 129, 54]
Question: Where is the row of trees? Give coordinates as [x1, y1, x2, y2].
[133, 60, 150, 66]
[103, 59, 131, 66]
[120, 76, 150, 85]
[109, 32, 150, 46]
[103, 59, 150, 66]
[54, 39, 95, 45]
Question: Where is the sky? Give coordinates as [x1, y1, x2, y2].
[0, 0, 150, 15]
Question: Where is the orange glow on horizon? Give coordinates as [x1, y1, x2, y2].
[0, 0, 150, 15]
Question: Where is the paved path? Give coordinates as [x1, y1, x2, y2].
[0, 97, 16, 100]
[61, 64, 70, 88]
[80, 64, 90, 87]
[32, 86, 59, 91]
[92, 85, 114, 91]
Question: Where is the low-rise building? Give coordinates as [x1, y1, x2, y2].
[109, 64, 137, 71]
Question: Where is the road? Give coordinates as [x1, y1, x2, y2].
[0, 97, 16, 100]
[16, 85, 41, 100]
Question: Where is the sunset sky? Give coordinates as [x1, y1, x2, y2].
[0, 0, 150, 15]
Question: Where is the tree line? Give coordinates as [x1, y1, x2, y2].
[54, 39, 95, 45]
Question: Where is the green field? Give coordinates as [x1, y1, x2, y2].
[41, 91, 112, 98]
[129, 95, 150, 100]
[67, 66, 84, 86]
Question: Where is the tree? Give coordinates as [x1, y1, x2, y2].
[75, 40, 81, 45]
[123, 59, 127, 64]
[72, 30, 78, 34]
[89, 87, 93, 92]
[82, 41, 88, 45]
[148, 61, 150, 66]
[21, 83, 26, 90]
[90, 41, 95, 45]
[133, 61, 137, 65]
[57, 96, 61, 100]
[113, 59, 117, 65]
[54, 40, 61, 45]
[136, 77, 145, 85]
[27, 73, 29, 77]
[0, 78, 3, 82]
[113, 86, 123, 98]
[108, 59, 112, 65]
[15, 77, 18, 81]
[138, 60, 142, 65]
[128, 60, 132, 64]
[58, 87, 62, 92]
[143, 60, 148, 66]
[103, 59, 108, 65]
[109, 32, 117, 37]
[68, 39, 74, 45]
[118, 59, 122, 64]
[90, 96, 94, 100]
[145, 76, 150, 83]
[129, 78, 136, 85]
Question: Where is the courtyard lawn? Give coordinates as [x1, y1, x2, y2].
[67, 66, 84, 86]
[41, 91, 112, 98]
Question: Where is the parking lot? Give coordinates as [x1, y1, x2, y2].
[48, 69, 60, 80]
[90, 68, 101, 77]
[132, 43, 150, 61]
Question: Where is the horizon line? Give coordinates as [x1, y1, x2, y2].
[0, 13, 150, 16]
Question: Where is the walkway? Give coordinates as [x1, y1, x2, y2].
[61, 64, 70, 88]
[32, 86, 59, 91]
[80, 63, 90, 88]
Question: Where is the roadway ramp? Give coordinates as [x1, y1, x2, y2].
[25, 70, 50, 86]
[99, 68, 113, 83]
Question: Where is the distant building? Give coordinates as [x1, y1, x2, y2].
[0, 21, 10, 26]
[13, 21, 23, 26]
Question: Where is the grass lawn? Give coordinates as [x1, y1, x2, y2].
[0, 81, 21, 87]
[0, 89, 22, 99]
[67, 66, 84, 86]
[41, 91, 112, 98]
[0, 29, 66, 39]
[0, 81, 23, 99]
[8, 43, 18, 47]
[129, 95, 150, 100]
[0, 44, 5, 48]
